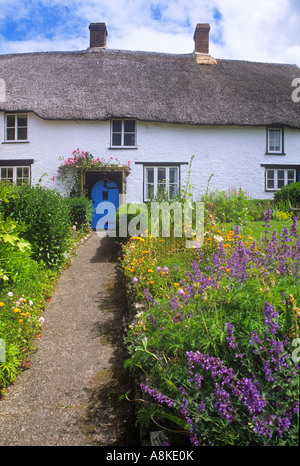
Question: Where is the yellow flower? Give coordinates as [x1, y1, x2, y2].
[0, 302, 4, 307]
[174, 283, 180, 287]
[13, 308, 20, 313]
[148, 269, 153, 273]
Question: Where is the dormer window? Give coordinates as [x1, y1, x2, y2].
[111, 119, 136, 148]
[5, 113, 28, 142]
[266, 127, 284, 154]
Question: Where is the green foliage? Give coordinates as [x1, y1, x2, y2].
[66, 196, 93, 232]
[274, 182, 300, 207]
[121, 209, 300, 446]
[0, 182, 90, 393]
[201, 185, 253, 226]
[3, 184, 71, 267]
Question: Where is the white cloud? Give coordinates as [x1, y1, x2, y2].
[0, 0, 299, 65]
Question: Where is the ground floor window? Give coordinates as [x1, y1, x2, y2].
[144, 165, 179, 201]
[266, 168, 296, 190]
[0, 166, 30, 185]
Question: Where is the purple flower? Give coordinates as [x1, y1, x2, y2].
[140, 383, 175, 408]
[214, 383, 235, 422]
[143, 288, 153, 302]
[236, 377, 267, 415]
[224, 322, 237, 349]
[263, 302, 280, 335]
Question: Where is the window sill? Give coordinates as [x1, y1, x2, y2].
[265, 152, 286, 156]
[108, 146, 138, 150]
[2, 140, 30, 144]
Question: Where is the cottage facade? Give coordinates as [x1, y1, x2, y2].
[0, 22, 299, 208]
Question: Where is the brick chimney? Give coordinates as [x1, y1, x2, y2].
[89, 23, 108, 48]
[193, 23, 210, 54]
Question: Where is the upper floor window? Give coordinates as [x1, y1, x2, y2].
[111, 119, 136, 147]
[266, 127, 284, 154]
[5, 113, 28, 142]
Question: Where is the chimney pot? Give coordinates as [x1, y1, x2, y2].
[193, 23, 210, 54]
[89, 23, 108, 48]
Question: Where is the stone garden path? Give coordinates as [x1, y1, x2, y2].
[0, 233, 138, 446]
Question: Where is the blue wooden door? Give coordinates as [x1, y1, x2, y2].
[91, 179, 119, 230]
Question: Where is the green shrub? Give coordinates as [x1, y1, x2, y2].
[274, 182, 300, 207]
[3, 184, 71, 267]
[66, 196, 93, 232]
[201, 187, 253, 225]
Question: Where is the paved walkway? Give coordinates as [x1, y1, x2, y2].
[0, 233, 138, 446]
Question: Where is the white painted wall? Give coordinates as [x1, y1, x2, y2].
[0, 112, 299, 202]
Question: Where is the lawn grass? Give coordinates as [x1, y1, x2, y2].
[224, 219, 299, 241]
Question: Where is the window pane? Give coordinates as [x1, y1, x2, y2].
[112, 120, 122, 132]
[269, 129, 281, 152]
[277, 179, 284, 189]
[146, 184, 154, 200]
[169, 167, 178, 184]
[112, 133, 121, 146]
[146, 168, 154, 183]
[266, 170, 274, 189]
[1, 167, 13, 182]
[6, 128, 15, 140]
[7, 115, 15, 127]
[124, 120, 135, 132]
[124, 133, 135, 146]
[169, 184, 178, 200]
[158, 168, 166, 183]
[17, 116, 27, 127]
[17, 127, 27, 140]
[287, 170, 295, 184]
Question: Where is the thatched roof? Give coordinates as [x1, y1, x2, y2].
[0, 48, 299, 128]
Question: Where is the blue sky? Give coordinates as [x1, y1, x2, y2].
[0, 0, 299, 65]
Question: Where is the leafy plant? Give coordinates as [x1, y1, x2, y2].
[274, 182, 300, 208]
[4, 184, 71, 267]
[66, 196, 93, 232]
[121, 208, 300, 446]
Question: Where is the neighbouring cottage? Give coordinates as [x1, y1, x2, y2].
[0, 22, 300, 223]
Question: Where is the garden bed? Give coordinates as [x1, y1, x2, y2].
[121, 212, 300, 446]
[0, 183, 92, 394]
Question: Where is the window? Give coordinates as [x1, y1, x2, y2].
[266, 127, 284, 154]
[0, 166, 30, 185]
[144, 166, 179, 201]
[5, 114, 28, 141]
[111, 120, 136, 147]
[266, 168, 295, 190]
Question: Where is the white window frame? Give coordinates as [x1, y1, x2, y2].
[267, 127, 284, 154]
[266, 168, 295, 191]
[110, 119, 136, 148]
[0, 166, 30, 185]
[5, 113, 28, 142]
[144, 165, 180, 201]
